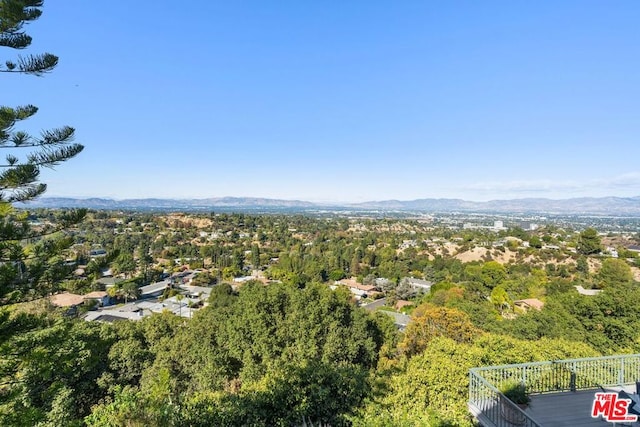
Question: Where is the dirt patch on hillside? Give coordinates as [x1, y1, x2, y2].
[588, 258, 602, 274]
[427, 242, 460, 257]
[454, 248, 520, 264]
[162, 214, 213, 229]
[455, 247, 489, 263]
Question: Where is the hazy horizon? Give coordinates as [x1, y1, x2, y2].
[38, 193, 640, 205]
[8, 1, 640, 202]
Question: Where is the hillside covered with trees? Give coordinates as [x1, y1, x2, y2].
[2, 208, 640, 426]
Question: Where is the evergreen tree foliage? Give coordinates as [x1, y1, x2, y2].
[0, 0, 83, 202]
[596, 258, 633, 288]
[0, 0, 85, 303]
[577, 227, 602, 255]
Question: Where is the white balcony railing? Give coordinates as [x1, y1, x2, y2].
[469, 353, 640, 427]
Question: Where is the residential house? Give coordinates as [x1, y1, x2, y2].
[140, 279, 171, 298]
[83, 291, 111, 307]
[627, 244, 640, 253]
[84, 302, 145, 322]
[96, 277, 124, 289]
[334, 277, 381, 299]
[513, 298, 544, 311]
[178, 284, 213, 300]
[395, 300, 414, 311]
[402, 277, 433, 293]
[378, 310, 412, 331]
[361, 297, 387, 311]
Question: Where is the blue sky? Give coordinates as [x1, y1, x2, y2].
[3, 1, 640, 202]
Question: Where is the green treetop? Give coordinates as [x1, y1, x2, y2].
[577, 228, 602, 255]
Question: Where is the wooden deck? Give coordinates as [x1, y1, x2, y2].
[526, 387, 638, 427]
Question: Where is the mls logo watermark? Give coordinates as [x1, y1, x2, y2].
[592, 392, 638, 423]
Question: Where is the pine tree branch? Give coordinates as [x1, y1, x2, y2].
[39, 126, 75, 145]
[0, 163, 40, 187]
[0, 143, 69, 148]
[0, 105, 38, 129]
[3, 183, 47, 203]
[0, 143, 84, 168]
[28, 143, 84, 167]
[0, 1, 43, 34]
[0, 126, 75, 148]
[0, 32, 31, 49]
[0, 53, 58, 74]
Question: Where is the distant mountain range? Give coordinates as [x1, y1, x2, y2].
[19, 197, 315, 209]
[16, 196, 640, 215]
[351, 196, 640, 215]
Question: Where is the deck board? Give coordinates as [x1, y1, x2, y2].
[526, 387, 637, 427]
[472, 387, 639, 426]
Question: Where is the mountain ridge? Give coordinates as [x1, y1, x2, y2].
[16, 195, 640, 215]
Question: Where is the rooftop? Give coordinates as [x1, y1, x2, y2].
[84, 307, 144, 322]
[514, 298, 545, 311]
[575, 285, 603, 296]
[404, 277, 433, 288]
[378, 310, 412, 330]
[96, 277, 123, 287]
[140, 279, 170, 296]
[336, 277, 377, 292]
[395, 299, 414, 310]
[178, 284, 213, 296]
[361, 297, 387, 312]
[83, 291, 108, 299]
[90, 314, 130, 323]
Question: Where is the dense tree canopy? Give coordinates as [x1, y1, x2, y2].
[81, 282, 385, 426]
[597, 258, 633, 288]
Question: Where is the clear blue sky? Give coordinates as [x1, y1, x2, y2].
[3, 1, 640, 202]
